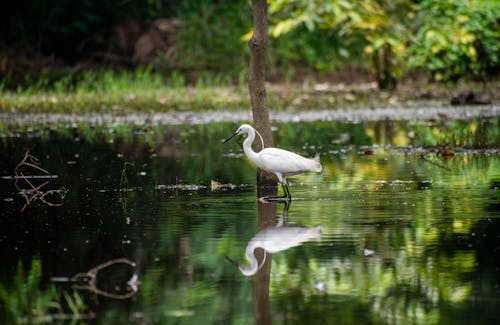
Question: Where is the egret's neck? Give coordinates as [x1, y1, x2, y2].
[242, 128, 260, 164]
[239, 244, 261, 276]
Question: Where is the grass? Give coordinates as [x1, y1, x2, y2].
[0, 67, 254, 113]
[1, 67, 498, 114]
[0, 87, 251, 113]
[0, 259, 89, 323]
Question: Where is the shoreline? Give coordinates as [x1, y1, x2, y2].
[1, 104, 498, 127]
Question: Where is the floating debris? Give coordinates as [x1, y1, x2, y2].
[1, 175, 59, 180]
[437, 145, 455, 158]
[363, 248, 375, 257]
[155, 184, 206, 191]
[314, 280, 327, 292]
[164, 309, 195, 317]
[127, 274, 140, 293]
[4, 150, 68, 212]
[210, 180, 237, 191]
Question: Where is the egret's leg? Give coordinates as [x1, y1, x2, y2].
[282, 200, 290, 216]
[282, 183, 292, 201]
[260, 179, 291, 202]
[260, 192, 288, 202]
[277, 200, 291, 226]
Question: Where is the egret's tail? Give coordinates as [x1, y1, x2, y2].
[311, 153, 322, 172]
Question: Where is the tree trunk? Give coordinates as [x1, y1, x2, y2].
[374, 44, 397, 90]
[248, 0, 276, 187]
[252, 201, 276, 324]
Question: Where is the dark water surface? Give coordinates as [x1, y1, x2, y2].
[0, 117, 499, 324]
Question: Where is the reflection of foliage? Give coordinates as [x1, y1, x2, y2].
[0, 259, 87, 324]
[267, 134, 497, 324]
[1, 119, 498, 323]
[270, 211, 478, 324]
[411, 118, 498, 148]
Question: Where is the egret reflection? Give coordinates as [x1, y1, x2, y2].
[227, 202, 323, 276]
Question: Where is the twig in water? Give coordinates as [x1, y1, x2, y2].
[10, 150, 68, 212]
[119, 161, 135, 214]
[420, 154, 452, 171]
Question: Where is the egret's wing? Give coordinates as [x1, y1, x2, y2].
[256, 226, 323, 253]
[259, 148, 319, 174]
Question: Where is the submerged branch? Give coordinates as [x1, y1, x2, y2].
[420, 154, 452, 171]
[10, 150, 68, 212]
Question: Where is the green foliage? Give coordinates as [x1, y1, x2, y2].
[2, 65, 250, 95]
[5, 66, 165, 94]
[409, 0, 500, 82]
[166, 70, 187, 88]
[268, 26, 365, 76]
[1, 0, 163, 59]
[173, 0, 251, 75]
[268, 0, 500, 85]
[2, 0, 499, 89]
[268, 0, 416, 88]
[0, 259, 87, 323]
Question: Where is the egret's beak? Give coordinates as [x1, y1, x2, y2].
[224, 255, 240, 268]
[222, 131, 239, 144]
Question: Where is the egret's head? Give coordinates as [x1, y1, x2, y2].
[225, 255, 255, 276]
[238, 264, 258, 276]
[222, 124, 253, 143]
[224, 251, 266, 277]
[237, 124, 253, 134]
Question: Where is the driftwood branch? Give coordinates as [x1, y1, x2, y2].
[11, 150, 68, 212]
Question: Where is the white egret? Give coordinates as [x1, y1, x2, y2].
[225, 203, 323, 276]
[223, 124, 322, 201]
[232, 224, 323, 276]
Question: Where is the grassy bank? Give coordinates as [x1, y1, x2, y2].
[0, 68, 248, 113]
[1, 68, 499, 114]
[0, 87, 252, 114]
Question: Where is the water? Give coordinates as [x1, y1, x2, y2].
[0, 117, 499, 324]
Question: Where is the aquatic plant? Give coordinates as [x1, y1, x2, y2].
[0, 259, 88, 323]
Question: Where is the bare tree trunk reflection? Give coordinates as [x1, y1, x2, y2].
[180, 235, 193, 282]
[253, 185, 276, 325]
